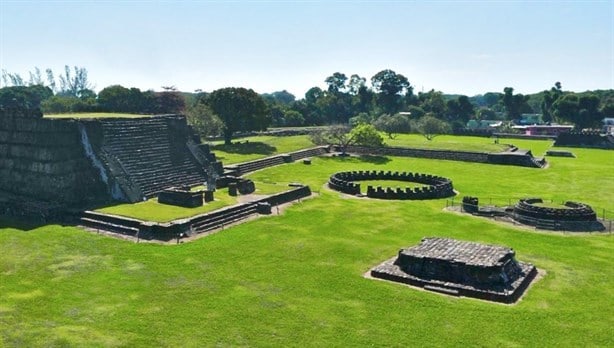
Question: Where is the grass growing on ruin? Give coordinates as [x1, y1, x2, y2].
[209, 135, 314, 164]
[95, 183, 292, 222]
[386, 134, 510, 153]
[1, 138, 613, 347]
[96, 188, 238, 222]
[44, 112, 153, 119]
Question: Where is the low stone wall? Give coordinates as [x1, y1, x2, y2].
[224, 146, 329, 176]
[342, 145, 490, 163]
[328, 170, 454, 200]
[342, 145, 545, 168]
[80, 185, 312, 241]
[554, 131, 614, 149]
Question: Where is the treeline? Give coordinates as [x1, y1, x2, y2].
[1, 66, 185, 114]
[2, 67, 614, 139]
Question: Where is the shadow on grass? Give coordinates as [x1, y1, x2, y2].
[357, 155, 391, 165]
[0, 216, 50, 231]
[211, 141, 277, 155]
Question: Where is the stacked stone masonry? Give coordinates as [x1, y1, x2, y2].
[514, 198, 597, 222]
[328, 170, 454, 200]
[370, 237, 537, 303]
[79, 185, 312, 241]
[0, 111, 106, 205]
[0, 111, 221, 217]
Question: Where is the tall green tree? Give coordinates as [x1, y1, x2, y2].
[551, 93, 603, 129]
[502, 87, 531, 120]
[541, 82, 563, 123]
[207, 87, 270, 145]
[371, 69, 411, 114]
[325, 72, 348, 94]
[446, 95, 474, 125]
[418, 89, 447, 117]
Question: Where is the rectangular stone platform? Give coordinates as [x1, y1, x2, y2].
[370, 237, 538, 304]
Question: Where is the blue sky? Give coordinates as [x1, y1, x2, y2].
[1, 1, 612, 98]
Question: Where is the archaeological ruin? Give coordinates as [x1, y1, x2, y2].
[370, 237, 538, 303]
[328, 170, 455, 199]
[0, 106, 222, 220]
[512, 198, 602, 231]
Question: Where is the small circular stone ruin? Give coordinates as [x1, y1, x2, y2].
[513, 198, 600, 230]
[328, 170, 454, 200]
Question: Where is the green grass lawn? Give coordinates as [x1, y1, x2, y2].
[95, 188, 238, 222]
[44, 113, 154, 119]
[211, 133, 553, 166]
[385, 134, 511, 153]
[1, 137, 613, 347]
[209, 135, 314, 164]
[95, 183, 291, 223]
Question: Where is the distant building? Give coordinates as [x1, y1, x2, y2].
[466, 119, 502, 130]
[603, 118, 614, 135]
[512, 124, 574, 136]
[517, 113, 543, 125]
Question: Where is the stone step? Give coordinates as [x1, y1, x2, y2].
[423, 285, 460, 296]
[192, 205, 258, 233]
[80, 217, 139, 236]
[81, 210, 142, 228]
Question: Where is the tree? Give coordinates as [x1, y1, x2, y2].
[552, 94, 579, 125]
[541, 82, 563, 123]
[186, 102, 224, 137]
[155, 90, 185, 114]
[373, 113, 411, 139]
[309, 124, 355, 155]
[350, 123, 384, 147]
[502, 87, 531, 120]
[446, 95, 474, 125]
[411, 114, 451, 140]
[347, 74, 366, 95]
[325, 72, 348, 94]
[98, 85, 140, 113]
[58, 65, 92, 97]
[262, 90, 296, 105]
[551, 93, 603, 129]
[207, 87, 269, 145]
[0, 85, 51, 112]
[418, 89, 447, 117]
[371, 69, 411, 114]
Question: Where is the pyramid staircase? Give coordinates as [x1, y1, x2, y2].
[95, 116, 209, 201]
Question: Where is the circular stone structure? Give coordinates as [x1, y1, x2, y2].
[513, 198, 601, 231]
[328, 170, 454, 200]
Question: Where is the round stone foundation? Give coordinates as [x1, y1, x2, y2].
[513, 198, 601, 231]
[328, 170, 454, 200]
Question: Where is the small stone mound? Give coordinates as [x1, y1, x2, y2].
[370, 237, 538, 303]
